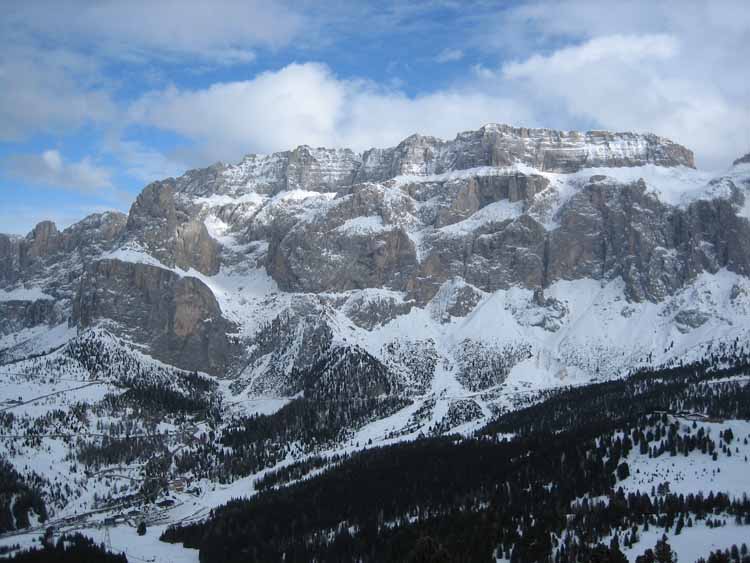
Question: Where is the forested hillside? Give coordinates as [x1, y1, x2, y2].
[163, 357, 750, 562]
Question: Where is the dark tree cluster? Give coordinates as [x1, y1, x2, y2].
[76, 434, 169, 469]
[4, 533, 127, 562]
[162, 357, 750, 562]
[254, 453, 346, 492]
[174, 395, 409, 484]
[102, 382, 216, 417]
[0, 459, 47, 533]
[172, 345, 414, 484]
[696, 542, 750, 563]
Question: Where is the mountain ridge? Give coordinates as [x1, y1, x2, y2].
[1, 123, 749, 415]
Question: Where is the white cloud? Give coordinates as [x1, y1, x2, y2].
[498, 32, 750, 168]
[127, 31, 749, 172]
[129, 64, 346, 161]
[0, 45, 114, 141]
[104, 136, 190, 184]
[129, 62, 534, 164]
[478, 1, 750, 168]
[435, 48, 464, 63]
[503, 34, 678, 75]
[1, 0, 747, 179]
[6, 150, 113, 192]
[5, 0, 303, 65]
[470, 64, 496, 79]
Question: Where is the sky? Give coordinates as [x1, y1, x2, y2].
[1, 0, 749, 235]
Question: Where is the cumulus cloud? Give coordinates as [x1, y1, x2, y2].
[481, 0, 750, 168]
[497, 31, 750, 168]
[128, 62, 534, 164]
[6, 150, 113, 192]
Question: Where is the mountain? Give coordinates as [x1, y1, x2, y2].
[3, 125, 750, 394]
[1, 124, 750, 560]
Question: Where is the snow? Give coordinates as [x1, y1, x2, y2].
[85, 524, 200, 563]
[0, 322, 75, 358]
[622, 520, 748, 563]
[542, 163, 749, 210]
[0, 286, 53, 302]
[392, 165, 513, 186]
[281, 189, 336, 202]
[102, 244, 166, 268]
[336, 215, 390, 235]
[194, 192, 265, 208]
[0, 525, 199, 563]
[594, 416, 750, 562]
[618, 417, 750, 498]
[202, 215, 237, 248]
[440, 200, 523, 234]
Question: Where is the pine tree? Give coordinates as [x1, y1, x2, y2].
[654, 535, 676, 563]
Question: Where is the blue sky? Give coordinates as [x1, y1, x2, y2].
[1, 0, 749, 234]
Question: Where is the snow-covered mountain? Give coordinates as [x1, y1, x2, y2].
[3, 125, 750, 413]
[2, 124, 750, 557]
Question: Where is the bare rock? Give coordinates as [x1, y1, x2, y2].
[429, 278, 484, 323]
[175, 220, 220, 274]
[126, 181, 220, 274]
[342, 290, 414, 330]
[0, 299, 63, 336]
[73, 259, 234, 374]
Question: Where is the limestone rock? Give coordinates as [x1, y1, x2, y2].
[175, 220, 220, 274]
[342, 290, 414, 330]
[125, 181, 220, 274]
[73, 259, 234, 374]
[235, 298, 334, 396]
[355, 125, 693, 181]
[429, 279, 484, 323]
[674, 309, 711, 332]
[0, 299, 62, 336]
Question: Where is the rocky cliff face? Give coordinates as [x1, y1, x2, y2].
[546, 177, 750, 301]
[72, 259, 234, 375]
[0, 299, 62, 336]
[163, 125, 694, 202]
[0, 212, 128, 286]
[125, 181, 220, 275]
[355, 126, 694, 180]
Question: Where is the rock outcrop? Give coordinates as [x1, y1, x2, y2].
[0, 213, 128, 294]
[355, 125, 694, 180]
[0, 299, 62, 335]
[161, 125, 694, 204]
[125, 181, 220, 275]
[73, 259, 234, 375]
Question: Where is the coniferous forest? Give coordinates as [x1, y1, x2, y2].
[161, 356, 750, 563]
[3, 533, 126, 562]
